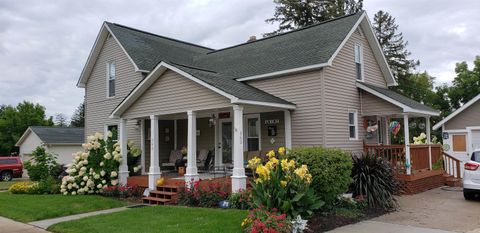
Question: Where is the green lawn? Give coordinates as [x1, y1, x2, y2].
[0, 192, 128, 222]
[48, 205, 247, 233]
[0, 180, 19, 190]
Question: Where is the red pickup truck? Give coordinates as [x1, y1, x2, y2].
[0, 157, 23, 181]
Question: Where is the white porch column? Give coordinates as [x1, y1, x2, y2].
[284, 110, 292, 150]
[232, 105, 247, 192]
[148, 115, 161, 191]
[426, 116, 432, 170]
[403, 114, 411, 175]
[185, 111, 199, 183]
[140, 119, 146, 175]
[118, 118, 129, 185]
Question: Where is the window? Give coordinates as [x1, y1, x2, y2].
[354, 44, 363, 81]
[452, 135, 466, 152]
[245, 115, 260, 151]
[107, 61, 116, 97]
[472, 151, 480, 163]
[107, 125, 118, 141]
[348, 110, 358, 140]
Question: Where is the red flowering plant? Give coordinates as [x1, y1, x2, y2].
[177, 179, 229, 207]
[229, 189, 253, 210]
[102, 184, 144, 198]
[242, 207, 292, 233]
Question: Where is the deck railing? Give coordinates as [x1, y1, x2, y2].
[442, 152, 462, 178]
[364, 143, 442, 174]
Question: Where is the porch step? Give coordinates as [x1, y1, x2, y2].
[445, 176, 462, 187]
[142, 184, 183, 205]
[142, 196, 171, 205]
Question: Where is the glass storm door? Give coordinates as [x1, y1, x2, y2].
[219, 120, 233, 164]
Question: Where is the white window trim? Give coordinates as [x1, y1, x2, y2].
[244, 114, 261, 151]
[354, 43, 364, 82]
[104, 124, 118, 141]
[106, 61, 116, 98]
[348, 110, 358, 140]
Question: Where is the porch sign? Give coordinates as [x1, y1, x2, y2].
[265, 119, 280, 125]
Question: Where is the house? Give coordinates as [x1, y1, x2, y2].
[77, 11, 441, 193]
[16, 127, 84, 165]
[433, 93, 480, 177]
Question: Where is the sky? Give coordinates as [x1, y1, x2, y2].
[1, 0, 479, 120]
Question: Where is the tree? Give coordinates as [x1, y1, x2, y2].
[264, 0, 363, 36]
[70, 102, 85, 127]
[0, 101, 54, 155]
[54, 113, 68, 127]
[373, 11, 419, 92]
[448, 57, 480, 109]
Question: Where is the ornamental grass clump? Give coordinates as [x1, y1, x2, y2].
[351, 154, 400, 211]
[248, 148, 323, 220]
[60, 131, 140, 195]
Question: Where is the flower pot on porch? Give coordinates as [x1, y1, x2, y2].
[178, 166, 185, 176]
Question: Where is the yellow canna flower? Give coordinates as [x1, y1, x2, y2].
[280, 180, 287, 188]
[267, 150, 276, 158]
[281, 159, 296, 172]
[278, 147, 286, 156]
[256, 165, 270, 181]
[247, 157, 261, 169]
[266, 157, 279, 170]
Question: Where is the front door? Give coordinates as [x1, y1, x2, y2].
[218, 120, 233, 165]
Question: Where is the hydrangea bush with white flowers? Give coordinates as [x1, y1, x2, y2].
[60, 131, 140, 195]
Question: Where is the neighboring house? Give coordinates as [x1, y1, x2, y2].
[16, 127, 84, 165]
[433, 93, 480, 162]
[77, 11, 440, 192]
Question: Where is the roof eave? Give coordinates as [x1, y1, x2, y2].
[433, 93, 480, 130]
[76, 22, 148, 88]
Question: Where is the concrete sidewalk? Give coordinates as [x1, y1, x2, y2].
[28, 206, 131, 229]
[328, 220, 456, 233]
[0, 216, 49, 233]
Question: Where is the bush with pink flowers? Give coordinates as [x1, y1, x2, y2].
[242, 207, 292, 233]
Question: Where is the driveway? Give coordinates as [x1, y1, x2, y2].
[330, 187, 480, 233]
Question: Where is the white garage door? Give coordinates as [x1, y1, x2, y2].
[472, 130, 480, 151]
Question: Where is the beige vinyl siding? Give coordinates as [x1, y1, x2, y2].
[361, 91, 403, 116]
[260, 111, 285, 152]
[323, 28, 388, 153]
[122, 70, 231, 119]
[356, 28, 387, 86]
[248, 70, 323, 146]
[84, 34, 143, 146]
[444, 100, 480, 130]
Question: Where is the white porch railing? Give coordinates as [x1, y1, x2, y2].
[442, 152, 463, 179]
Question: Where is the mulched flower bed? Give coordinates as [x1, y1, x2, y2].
[305, 208, 389, 233]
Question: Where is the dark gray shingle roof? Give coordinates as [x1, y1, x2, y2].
[30, 127, 84, 144]
[170, 63, 294, 105]
[193, 12, 363, 78]
[359, 82, 439, 113]
[106, 22, 213, 71]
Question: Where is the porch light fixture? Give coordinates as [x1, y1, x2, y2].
[208, 114, 216, 128]
[135, 120, 141, 130]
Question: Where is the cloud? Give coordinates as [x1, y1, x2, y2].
[0, 0, 478, 120]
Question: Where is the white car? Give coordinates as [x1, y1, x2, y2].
[464, 149, 480, 200]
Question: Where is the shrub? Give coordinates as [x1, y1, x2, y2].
[351, 154, 399, 210]
[60, 132, 140, 195]
[38, 176, 60, 194]
[229, 189, 253, 210]
[24, 146, 60, 181]
[248, 148, 323, 219]
[9, 181, 40, 194]
[242, 207, 292, 233]
[177, 180, 229, 208]
[288, 147, 353, 205]
[102, 184, 144, 198]
[127, 140, 142, 176]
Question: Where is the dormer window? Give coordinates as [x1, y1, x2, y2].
[107, 61, 116, 97]
[354, 43, 363, 81]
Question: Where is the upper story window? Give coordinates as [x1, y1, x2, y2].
[348, 110, 358, 140]
[107, 61, 116, 97]
[354, 43, 363, 81]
